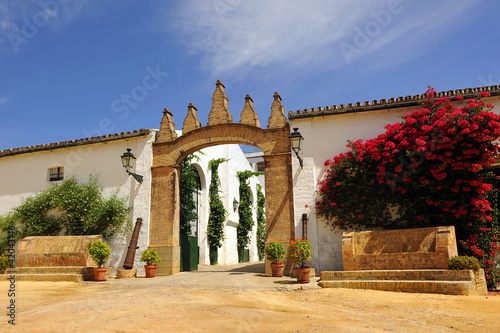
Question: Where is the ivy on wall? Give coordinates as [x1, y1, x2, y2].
[236, 170, 262, 250]
[256, 183, 266, 260]
[180, 154, 201, 236]
[0, 176, 130, 254]
[206, 158, 229, 257]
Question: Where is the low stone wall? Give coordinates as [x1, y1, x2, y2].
[342, 226, 458, 270]
[16, 235, 102, 267]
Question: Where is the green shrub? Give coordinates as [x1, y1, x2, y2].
[141, 248, 161, 265]
[86, 239, 111, 268]
[265, 241, 286, 264]
[0, 175, 131, 254]
[448, 256, 481, 272]
[0, 255, 10, 271]
[288, 238, 312, 269]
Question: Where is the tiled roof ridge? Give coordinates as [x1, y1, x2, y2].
[0, 129, 154, 158]
[288, 84, 500, 119]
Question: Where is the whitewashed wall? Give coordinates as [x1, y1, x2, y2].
[192, 144, 261, 266]
[0, 128, 263, 275]
[0, 132, 155, 276]
[290, 95, 500, 273]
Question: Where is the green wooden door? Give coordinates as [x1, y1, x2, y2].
[180, 234, 199, 271]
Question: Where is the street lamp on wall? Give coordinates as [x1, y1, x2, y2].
[233, 198, 239, 212]
[289, 128, 304, 169]
[120, 148, 144, 183]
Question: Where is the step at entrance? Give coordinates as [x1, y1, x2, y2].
[0, 266, 107, 282]
[319, 269, 487, 295]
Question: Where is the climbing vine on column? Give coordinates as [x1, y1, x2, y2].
[256, 184, 266, 260]
[207, 158, 228, 264]
[236, 171, 263, 254]
[180, 154, 200, 236]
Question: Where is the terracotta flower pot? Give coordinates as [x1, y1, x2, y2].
[93, 267, 108, 281]
[145, 264, 157, 278]
[293, 267, 311, 284]
[270, 263, 285, 277]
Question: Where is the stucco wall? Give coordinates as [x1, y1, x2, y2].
[290, 95, 500, 273]
[0, 134, 263, 273]
[0, 132, 155, 276]
[192, 144, 261, 266]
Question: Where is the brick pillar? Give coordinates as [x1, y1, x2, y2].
[263, 153, 295, 274]
[149, 165, 180, 275]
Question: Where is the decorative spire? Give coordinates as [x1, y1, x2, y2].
[156, 108, 178, 142]
[267, 92, 289, 129]
[239, 94, 260, 127]
[182, 103, 202, 133]
[207, 80, 233, 126]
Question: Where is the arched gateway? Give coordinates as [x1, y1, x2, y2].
[149, 81, 295, 275]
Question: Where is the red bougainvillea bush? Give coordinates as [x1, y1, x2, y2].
[316, 88, 500, 289]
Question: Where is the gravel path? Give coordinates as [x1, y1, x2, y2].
[1, 262, 499, 332]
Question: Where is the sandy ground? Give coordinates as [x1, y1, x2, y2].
[1, 263, 499, 333]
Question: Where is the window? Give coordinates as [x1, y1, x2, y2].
[48, 167, 64, 182]
[257, 162, 265, 172]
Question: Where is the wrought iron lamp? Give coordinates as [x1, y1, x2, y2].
[120, 148, 144, 183]
[233, 198, 239, 212]
[289, 128, 304, 169]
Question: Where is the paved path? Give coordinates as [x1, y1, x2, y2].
[103, 261, 321, 290]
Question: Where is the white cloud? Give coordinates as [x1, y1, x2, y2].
[0, 0, 92, 54]
[170, 0, 480, 76]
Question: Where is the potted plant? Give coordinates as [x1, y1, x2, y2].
[86, 239, 111, 281]
[265, 241, 286, 277]
[141, 248, 161, 278]
[288, 238, 312, 283]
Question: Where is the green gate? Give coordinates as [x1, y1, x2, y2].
[180, 234, 199, 271]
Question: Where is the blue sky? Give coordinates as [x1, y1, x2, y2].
[0, 0, 499, 150]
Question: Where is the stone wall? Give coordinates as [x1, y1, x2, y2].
[342, 226, 458, 270]
[17, 235, 102, 267]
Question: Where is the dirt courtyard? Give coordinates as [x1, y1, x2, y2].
[1, 263, 499, 332]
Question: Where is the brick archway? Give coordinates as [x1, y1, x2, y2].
[149, 81, 295, 275]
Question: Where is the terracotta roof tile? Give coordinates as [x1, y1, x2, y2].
[0, 129, 154, 158]
[288, 85, 500, 119]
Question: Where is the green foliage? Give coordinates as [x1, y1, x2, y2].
[0, 255, 10, 271]
[316, 89, 500, 289]
[265, 241, 285, 264]
[256, 184, 266, 260]
[207, 158, 229, 249]
[141, 248, 161, 265]
[180, 154, 201, 235]
[236, 170, 262, 250]
[0, 213, 23, 255]
[448, 256, 481, 272]
[86, 239, 111, 268]
[0, 176, 131, 254]
[288, 238, 312, 269]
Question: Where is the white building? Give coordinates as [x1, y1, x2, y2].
[0, 129, 263, 275]
[288, 85, 500, 273]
